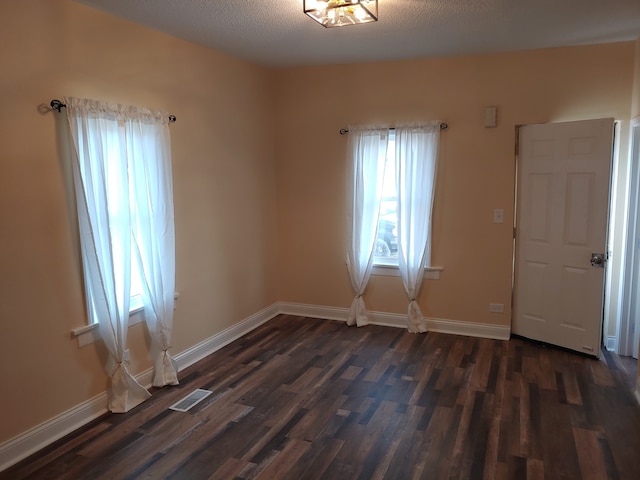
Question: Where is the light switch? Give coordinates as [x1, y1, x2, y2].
[493, 208, 504, 224]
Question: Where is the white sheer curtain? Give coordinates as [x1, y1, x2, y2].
[346, 126, 389, 326]
[65, 96, 176, 411]
[395, 123, 440, 333]
[129, 123, 178, 387]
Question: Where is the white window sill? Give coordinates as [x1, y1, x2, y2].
[372, 264, 443, 279]
[71, 292, 180, 348]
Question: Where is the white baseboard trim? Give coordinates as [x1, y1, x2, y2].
[1, 301, 510, 471]
[277, 302, 511, 340]
[427, 316, 511, 340]
[175, 303, 279, 372]
[0, 391, 110, 472]
[277, 302, 348, 322]
[0, 303, 281, 472]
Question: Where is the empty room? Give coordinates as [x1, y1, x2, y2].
[1, 1, 640, 479]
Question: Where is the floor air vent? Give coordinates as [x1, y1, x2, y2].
[169, 388, 213, 412]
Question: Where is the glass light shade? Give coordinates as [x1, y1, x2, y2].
[304, 0, 378, 28]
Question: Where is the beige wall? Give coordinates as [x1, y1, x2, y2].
[0, 0, 277, 442]
[1, 0, 638, 450]
[274, 43, 635, 327]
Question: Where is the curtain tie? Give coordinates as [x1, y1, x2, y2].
[111, 359, 130, 376]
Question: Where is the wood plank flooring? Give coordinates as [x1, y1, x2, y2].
[3, 314, 639, 479]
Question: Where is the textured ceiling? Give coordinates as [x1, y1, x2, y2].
[76, 0, 640, 67]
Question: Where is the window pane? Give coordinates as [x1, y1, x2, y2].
[374, 134, 398, 261]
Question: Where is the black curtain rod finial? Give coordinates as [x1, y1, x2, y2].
[50, 99, 66, 112]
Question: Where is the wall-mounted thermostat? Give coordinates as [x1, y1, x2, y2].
[484, 106, 497, 128]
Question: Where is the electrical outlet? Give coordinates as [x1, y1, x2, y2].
[489, 303, 504, 313]
[493, 209, 504, 224]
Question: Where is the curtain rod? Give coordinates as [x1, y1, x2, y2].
[50, 99, 177, 124]
[339, 123, 448, 135]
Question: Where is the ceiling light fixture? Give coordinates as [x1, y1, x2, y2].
[304, 0, 378, 28]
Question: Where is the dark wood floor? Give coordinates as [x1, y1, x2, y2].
[3, 315, 639, 480]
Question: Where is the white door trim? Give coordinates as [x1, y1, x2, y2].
[619, 116, 640, 358]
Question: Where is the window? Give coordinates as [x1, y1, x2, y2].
[346, 123, 441, 330]
[129, 239, 145, 313]
[65, 97, 175, 326]
[66, 97, 178, 406]
[370, 127, 440, 272]
[374, 131, 398, 265]
[103, 148, 145, 316]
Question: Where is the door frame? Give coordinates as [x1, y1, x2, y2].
[618, 116, 640, 358]
[511, 120, 615, 355]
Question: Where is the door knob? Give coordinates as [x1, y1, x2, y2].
[590, 253, 605, 268]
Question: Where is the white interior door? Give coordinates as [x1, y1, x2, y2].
[514, 118, 614, 356]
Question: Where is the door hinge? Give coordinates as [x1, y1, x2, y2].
[513, 227, 517, 239]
